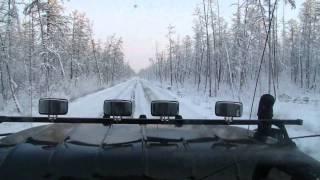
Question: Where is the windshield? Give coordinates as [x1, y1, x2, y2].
[0, 0, 319, 169]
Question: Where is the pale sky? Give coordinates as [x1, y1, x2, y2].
[64, 0, 303, 73]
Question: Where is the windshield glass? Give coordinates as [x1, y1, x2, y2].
[0, 0, 319, 164]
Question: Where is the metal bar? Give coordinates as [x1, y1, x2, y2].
[0, 116, 303, 125]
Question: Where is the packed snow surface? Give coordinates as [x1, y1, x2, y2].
[0, 78, 319, 160]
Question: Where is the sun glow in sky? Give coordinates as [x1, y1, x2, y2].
[64, 0, 302, 73]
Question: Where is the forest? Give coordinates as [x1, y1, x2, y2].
[0, 0, 134, 114]
[141, 0, 320, 100]
[1, 0, 320, 115]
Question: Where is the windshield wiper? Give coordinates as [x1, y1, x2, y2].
[0, 133, 13, 137]
[186, 136, 220, 143]
[25, 137, 59, 146]
[143, 136, 222, 147]
[145, 136, 183, 144]
[102, 139, 142, 149]
[66, 140, 100, 147]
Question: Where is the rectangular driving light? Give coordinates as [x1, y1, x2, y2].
[215, 101, 243, 117]
[104, 100, 132, 116]
[39, 98, 68, 115]
[151, 100, 179, 116]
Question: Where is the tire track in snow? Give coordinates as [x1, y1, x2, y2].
[108, 79, 137, 118]
[133, 80, 150, 118]
[67, 79, 136, 117]
[140, 79, 207, 119]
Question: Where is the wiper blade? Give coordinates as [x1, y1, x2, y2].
[66, 140, 100, 147]
[0, 143, 16, 148]
[145, 136, 183, 144]
[186, 136, 220, 143]
[25, 137, 59, 146]
[0, 133, 13, 137]
[144, 136, 221, 145]
[102, 139, 142, 149]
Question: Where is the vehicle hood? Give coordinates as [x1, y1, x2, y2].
[0, 124, 319, 179]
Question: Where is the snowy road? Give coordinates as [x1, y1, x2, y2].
[68, 79, 136, 117]
[0, 78, 320, 160]
[67, 78, 206, 118]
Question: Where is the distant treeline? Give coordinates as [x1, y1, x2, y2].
[0, 0, 134, 113]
